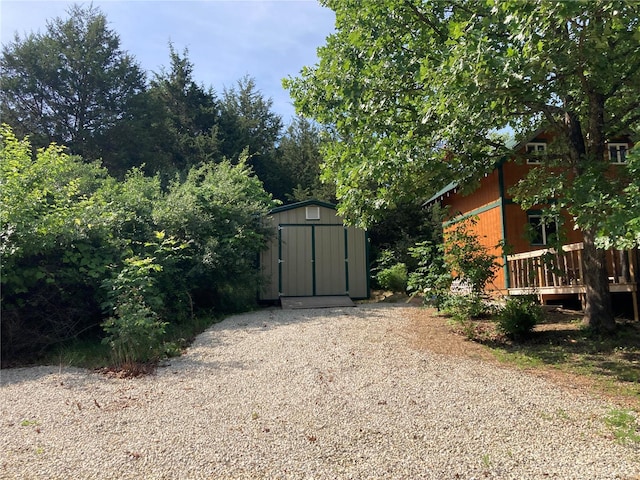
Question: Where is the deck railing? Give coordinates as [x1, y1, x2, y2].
[506, 242, 637, 291]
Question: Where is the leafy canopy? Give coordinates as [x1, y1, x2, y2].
[285, 0, 640, 232]
[1, 125, 276, 363]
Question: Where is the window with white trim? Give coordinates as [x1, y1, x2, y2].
[527, 213, 557, 246]
[525, 142, 547, 164]
[608, 143, 628, 164]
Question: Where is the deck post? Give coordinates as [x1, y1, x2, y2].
[618, 250, 628, 283]
[577, 248, 584, 285]
[579, 293, 586, 312]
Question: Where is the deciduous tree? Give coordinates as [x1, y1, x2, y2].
[1, 4, 146, 169]
[285, 0, 640, 332]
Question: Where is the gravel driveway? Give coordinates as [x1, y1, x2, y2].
[1, 305, 638, 479]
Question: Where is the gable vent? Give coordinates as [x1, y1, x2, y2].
[306, 206, 320, 220]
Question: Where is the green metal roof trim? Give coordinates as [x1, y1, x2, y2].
[269, 199, 337, 214]
[423, 182, 459, 206]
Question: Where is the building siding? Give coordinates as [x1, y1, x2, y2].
[443, 205, 506, 292]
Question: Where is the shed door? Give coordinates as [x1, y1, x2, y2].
[279, 225, 347, 297]
[315, 226, 346, 295]
[280, 226, 313, 296]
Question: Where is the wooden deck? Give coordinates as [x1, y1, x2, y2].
[506, 243, 638, 320]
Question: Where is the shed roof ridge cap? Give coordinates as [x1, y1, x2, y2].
[269, 199, 337, 214]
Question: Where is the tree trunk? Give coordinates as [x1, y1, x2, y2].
[581, 226, 615, 332]
[563, 97, 615, 333]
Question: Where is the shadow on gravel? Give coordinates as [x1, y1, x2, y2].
[207, 304, 407, 333]
[470, 311, 640, 397]
[159, 358, 250, 374]
[0, 365, 106, 387]
[0, 304, 419, 383]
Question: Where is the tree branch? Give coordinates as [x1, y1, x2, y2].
[403, 0, 448, 41]
[605, 57, 640, 97]
[609, 111, 640, 137]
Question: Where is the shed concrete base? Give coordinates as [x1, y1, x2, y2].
[280, 296, 355, 310]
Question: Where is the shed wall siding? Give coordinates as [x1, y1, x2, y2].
[275, 205, 343, 225]
[347, 228, 368, 298]
[280, 226, 314, 296]
[315, 226, 347, 296]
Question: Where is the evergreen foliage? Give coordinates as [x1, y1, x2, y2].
[276, 116, 335, 203]
[147, 44, 221, 177]
[218, 76, 285, 196]
[1, 5, 328, 202]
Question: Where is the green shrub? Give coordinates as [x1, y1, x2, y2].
[443, 217, 500, 293]
[406, 217, 500, 310]
[376, 262, 408, 292]
[101, 256, 168, 368]
[154, 157, 274, 312]
[1, 126, 116, 362]
[407, 240, 451, 307]
[1, 126, 275, 366]
[496, 296, 543, 339]
[441, 292, 492, 323]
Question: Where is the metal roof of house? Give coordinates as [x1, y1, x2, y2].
[423, 182, 459, 206]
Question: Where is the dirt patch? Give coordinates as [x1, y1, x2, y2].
[403, 307, 494, 361]
[399, 304, 640, 410]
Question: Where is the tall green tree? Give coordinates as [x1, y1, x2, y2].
[276, 116, 334, 202]
[148, 45, 221, 176]
[219, 76, 283, 195]
[285, 0, 640, 332]
[1, 4, 146, 169]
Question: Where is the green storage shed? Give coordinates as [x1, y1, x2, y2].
[259, 200, 369, 301]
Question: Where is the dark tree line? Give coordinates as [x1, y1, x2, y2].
[1, 4, 330, 202]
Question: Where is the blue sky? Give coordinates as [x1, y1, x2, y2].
[0, 0, 335, 122]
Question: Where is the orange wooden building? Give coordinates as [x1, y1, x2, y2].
[425, 132, 638, 319]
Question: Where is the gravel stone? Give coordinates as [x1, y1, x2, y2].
[1, 305, 638, 479]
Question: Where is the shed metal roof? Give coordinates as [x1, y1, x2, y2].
[269, 199, 336, 215]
